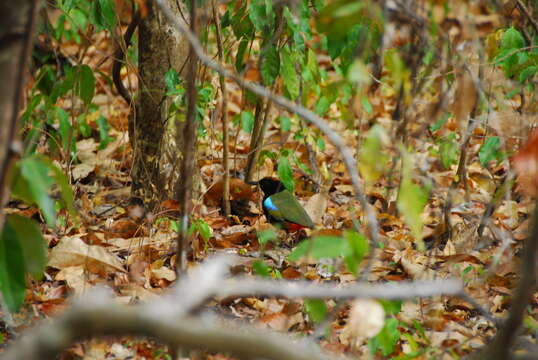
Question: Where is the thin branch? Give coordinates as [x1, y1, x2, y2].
[153, 0, 380, 248]
[175, 1, 198, 274]
[211, 0, 231, 216]
[214, 278, 464, 300]
[1, 303, 332, 360]
[515, 0, 538, 35]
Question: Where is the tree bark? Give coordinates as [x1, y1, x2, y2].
[131, 0, 189, 206]
[0, 0, 38, 226]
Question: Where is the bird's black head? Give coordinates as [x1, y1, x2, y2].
[249, 177, 285, 198]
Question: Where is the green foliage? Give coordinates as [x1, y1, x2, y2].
[277, 152, 295, 192]
[288, 230, 368, 275]
[0, 215, 47, 313]
[397, 148, 429, 250]
[492, 27, 538, 84]
[257, 229, 278, 247]
[369, 318, 401, 356]
[438, 133, 459, 169]
[479, 136, 503, 166]
[304, 299, 327, 323]
[11, 155, 76, 227]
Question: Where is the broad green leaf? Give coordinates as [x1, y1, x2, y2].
[359, 125, 389, 183]
[439, 133, 458, 169]
[277, 155, 295, 192]
[252, 260, 271, 277]
[57, 107, 72, 152]
[20, 157, 56, 226]
[260, 45, 280, 86]
[479, 136, 501, 166]
[369, 318, 400, 356]
[257, 229, 277, 246]
[6, 215, 46, 280]
[316, 0, 366, 41]
[278, 116, 292, 132]
[249, 0, 275, 33]
[288, 236, 347, 261]
[96, 115, 112, 149]
[360, 94, 373, 115]
[343, 230, 369, 275]
[281, 47, 299, 100]
[378, 299, 402, 315]
[98, 0, 116, 31]
[241, 111, 254, 133]
[501, 27, 525, 51]
[165, 68, 181, 95]
[304, 299, 327, 323]
[76, 65, 95, 106]
[397, 148, 428, 250]
[0, 221, 27, 313]
[235, 38, 249, 71]
[519, 65, 538, 83]
[314, 96, 330, 116]
[46, 159, 77, 217]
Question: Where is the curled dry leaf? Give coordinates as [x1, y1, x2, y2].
[49, 236, 126, 274]
[304, 192, 329, 225]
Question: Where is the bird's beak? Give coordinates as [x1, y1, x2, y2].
[247, 181, 259, 186]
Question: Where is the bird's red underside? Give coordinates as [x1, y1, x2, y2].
[283, 222, 307, 232]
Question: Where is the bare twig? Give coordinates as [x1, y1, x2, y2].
[515, 0, 538, 35]
[1, 303, 331, 360]
[471, 202, 538, 360]
[214, 277, 464, 300]
[153, 0, 380, 248]
[175, 1, 199, 274]
[211, 0, 230, 216]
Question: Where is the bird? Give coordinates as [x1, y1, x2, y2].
[249, 177, 314, 231]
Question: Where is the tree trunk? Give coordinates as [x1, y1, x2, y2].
[0, 0, 38, 226]
[131, 0, 189, 206]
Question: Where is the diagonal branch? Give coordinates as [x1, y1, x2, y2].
[152, 0, 380, 249]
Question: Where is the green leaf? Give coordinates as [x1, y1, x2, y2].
[479, 136, 501, 166]
[314, 96, 330, 116]
[439, 133, 458, 169]
[241, 111, 255, 133]
[96, 115, 112, 149]
[519, 65, 538, 83]
[397, 148, 428, 250]
[165, 68, 181, 95]
[369, 318, 400, 356]
[281, 47, 300, 100]
[5, 215, 46, 280]
[359, 125, 389, 183]
[19, 157, 56, 226]
[501, 27, 525, 51]
[257, 229, 278, 246]
[278, 116, 292, 132]
[0, 220, 27, 313]
[235, 38, 249, 72]
[260, 45, 280, 86]
[46, 159, 77, 217]
[316, 0, 366, 42]
[288, 236, 348, 262]
[378, 299, 402, 315]
[56, 107, 72, 152]
[252, 260, 271, 277]
[304, 299, 327, 323]
[249, 0, 275, 33]
[343, 230, 369, 275]
[360, 94, 373, 115]
[195, 220, 212, 242]
[277, 155, 295, 192]
[76, 65, 95, 106]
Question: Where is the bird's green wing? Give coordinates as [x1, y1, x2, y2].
[269, 190, 314, 228]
